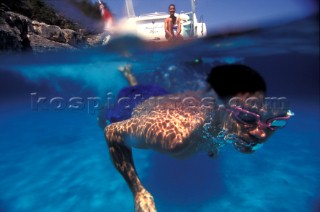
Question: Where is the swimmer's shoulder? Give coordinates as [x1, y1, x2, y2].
[131, 91, 204, 117]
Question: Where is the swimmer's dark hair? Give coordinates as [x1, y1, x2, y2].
[207, 64, 266, 99]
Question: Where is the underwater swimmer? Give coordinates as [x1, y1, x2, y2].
[102, 64, 293, 212]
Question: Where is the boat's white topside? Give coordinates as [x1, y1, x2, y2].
[115, 0, 207, 42]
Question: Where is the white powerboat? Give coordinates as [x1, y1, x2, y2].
[119, 0, 207, 42]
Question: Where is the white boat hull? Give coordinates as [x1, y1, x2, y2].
[108, 0, 207, 42]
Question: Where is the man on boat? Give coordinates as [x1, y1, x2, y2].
[100, 64, 293, 211]
[164, 4, 183, 40]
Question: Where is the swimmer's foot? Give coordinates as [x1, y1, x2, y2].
[134, 189, 156, 212]
[118, 64, 131, 74]
[118, 64, 138, 86]
[118, 65, 126, 73]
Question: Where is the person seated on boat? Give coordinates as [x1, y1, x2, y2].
[164, 4, 183, 41]
[102, 64, 293, 211]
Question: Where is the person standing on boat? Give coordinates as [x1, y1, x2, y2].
[98, 0, 113, 31]
[165, 4, 183, 40]
[98, 0, 113, 44]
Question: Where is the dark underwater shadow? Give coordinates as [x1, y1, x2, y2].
[142, 152, 226, 207]
[0, 69, 97, 101]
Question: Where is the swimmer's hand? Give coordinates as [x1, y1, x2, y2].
[135, 189, 156, 212]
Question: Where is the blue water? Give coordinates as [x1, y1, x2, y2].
[0, 16, 319, 212]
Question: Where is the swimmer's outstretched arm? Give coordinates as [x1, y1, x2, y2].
[105, 100, 207, 211]
[104, 127, 155, 211]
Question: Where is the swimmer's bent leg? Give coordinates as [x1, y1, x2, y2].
[104, 126, 156, 212]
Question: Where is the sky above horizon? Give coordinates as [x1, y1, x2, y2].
[95, 0, 318, 31]
[48, 0, 318, 33]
